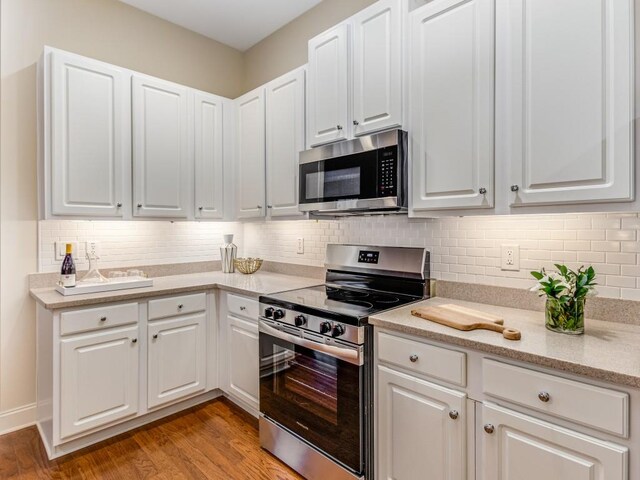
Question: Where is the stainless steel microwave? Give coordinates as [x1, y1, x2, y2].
[298, 129, 408, 216]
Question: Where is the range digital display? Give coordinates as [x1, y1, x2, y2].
[358, 250, 380, 264]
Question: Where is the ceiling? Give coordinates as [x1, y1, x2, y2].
[120, 0, 323, 51]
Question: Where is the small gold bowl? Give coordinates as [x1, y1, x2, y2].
[234, 258, 263, 274]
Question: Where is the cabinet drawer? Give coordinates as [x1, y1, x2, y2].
[482, 359, 629, 437]
[148, 293, 206, 321]
[61, 303, 138, 336]
[227, 293, 258, 320]
[377, 331, 466, 387]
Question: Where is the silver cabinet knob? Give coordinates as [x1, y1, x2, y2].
[116, 202, 122, 208]
[178, 304, 184, 309]
[257, 205, 262, 209]
[336, 125, 343, 130]
[538, 391, 550, 403]
[198, 206, 203, 211]
[449, 410, 459, 420]
[137, 203, 142, 208]
[484, 424, 495, 434]
[153, 334, 158, 340]
[409, 354, 419, 363]
[240, 306, 246, 311]
[510, 185, 519, 192]
[131, 338, 138, 344]
[267, 205, 273, 209]
[353, 120, 359, 126]
[100, 316, 107, 322]
[479, 187, 487, 195]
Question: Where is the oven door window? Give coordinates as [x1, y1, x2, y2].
[259, 332, 363, 473]
[299, 150, 378, 205]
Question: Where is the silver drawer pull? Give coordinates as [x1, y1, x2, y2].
[153, 334, 158, 340]
[131, 338, 138, 344]
[449, 410, 459, 420]
[409, 354, 419, 363]
[538, 391, 551, 403]
[178, 304, 184, 309]
[484, 424, 495, 434]
[100, 316, 107, 322]
[240, 306, 246, 311]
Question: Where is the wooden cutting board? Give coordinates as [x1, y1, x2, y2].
[411, 304, 521, 340]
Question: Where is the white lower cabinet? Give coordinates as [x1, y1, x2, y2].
[59, 325, 140, 440]
[225, 314, 259, 411]
[377, 365, 467, 480]
[147, 313, 207, 409]
[481, 402, 628, 480]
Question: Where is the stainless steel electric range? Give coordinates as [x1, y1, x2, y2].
[258, 244, 430, 480]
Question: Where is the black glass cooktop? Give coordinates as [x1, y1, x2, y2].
[260, 284, 423, 323]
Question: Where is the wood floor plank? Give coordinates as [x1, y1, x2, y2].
[0, 398, 302, 480]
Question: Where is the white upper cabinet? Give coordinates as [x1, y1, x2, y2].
[502, 0, 634, 207]
[193, 91, 225, 219]
[482, 403, 628, 480]
[351, 0, 402, 136]
[235, 88, 266, 219]
[307, 24, 350, 147]
[410, 0, 495, 212]
[265, 67, 306, 217]
[132, 74, 191, 218]
[45, 49, 131, 218]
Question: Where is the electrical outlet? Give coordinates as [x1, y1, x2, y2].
[297, 237, 304, 254]
[55, 241, 79, 261]
[86, 241, 100, 257]
[501, 244, 520, 271]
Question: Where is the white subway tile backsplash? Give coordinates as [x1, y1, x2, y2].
[40, 212, 640, 301]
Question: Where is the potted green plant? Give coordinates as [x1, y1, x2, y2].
[530, 265, 597, 335]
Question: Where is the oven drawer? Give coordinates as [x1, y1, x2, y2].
[483, 359, 629, 437]
[227, 293, 258, 320]
[377, 331, 466, 387]
[148, 293, 206, 321]
[61, 302, 138, 336]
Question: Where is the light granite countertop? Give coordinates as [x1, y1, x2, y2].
[30, 271, 323, 310]
[370, 297, 640, 389]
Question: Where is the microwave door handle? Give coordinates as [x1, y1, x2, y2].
[259, 320, 363, 366]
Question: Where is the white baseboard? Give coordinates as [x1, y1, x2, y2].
[0, 403, 36, 435]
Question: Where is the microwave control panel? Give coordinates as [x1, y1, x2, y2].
[378, 146, 397, 197]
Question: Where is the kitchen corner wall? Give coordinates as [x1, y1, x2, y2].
[243, 213, 640, 301]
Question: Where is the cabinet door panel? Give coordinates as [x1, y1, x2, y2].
[482, 403, 628, 480]
[59, 326, 139, 440]
[410, 0, 494, 211]
[132, 75, 190, 218]
[227, 315, 259, 410]
[50, 51, 130, 217]
[352, 0, 402, 136]
[503, 0, 633, 206]
[148, 314, 206, 409]
[377, 365, 466, 480]
[194, 91, 224, 219]
[307, 24, 350, 147]
[236, 88, 266, 219]
[266, 68, 305, 217]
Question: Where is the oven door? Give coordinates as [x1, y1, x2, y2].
[259, 319, 364, 474]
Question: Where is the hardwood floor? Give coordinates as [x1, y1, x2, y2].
[0, 398, 303, 479]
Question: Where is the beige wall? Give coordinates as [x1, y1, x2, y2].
[0, 0, 244, 423]
[242, 0, 376, 92]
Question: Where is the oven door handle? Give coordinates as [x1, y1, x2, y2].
[259, 320, 363, 366]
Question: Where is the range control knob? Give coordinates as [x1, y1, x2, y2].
[264, 307, 274, 318]
[294, 315, 307, 327]
[273, 309, 285, 320]
[331, 324, 345, 338]
[320, 322, 332, 335]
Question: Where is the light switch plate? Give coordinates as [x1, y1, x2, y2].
[86, 241, 100, 257]
[55, 241, 79, 261]
[501, 244, 520, 271]
[297, 237, 304, 254]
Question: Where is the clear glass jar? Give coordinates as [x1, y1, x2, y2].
[545, 297, 585, 335]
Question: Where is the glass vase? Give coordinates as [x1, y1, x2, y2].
[545, 297, 585, 335]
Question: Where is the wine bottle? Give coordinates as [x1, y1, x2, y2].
[60, 243, 76, 288]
